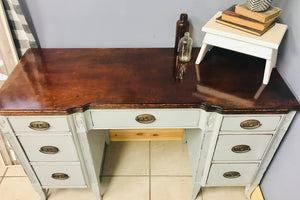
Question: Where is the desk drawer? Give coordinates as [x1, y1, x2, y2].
[220, 115, 281, 132]
[32, 163, 86, 187]
[206, 163, 259, 186]
[213, 135, 272, 161]
[90, 109, 200, 129]
[18, 135, 79, 162]
[8, 116, 70, 133]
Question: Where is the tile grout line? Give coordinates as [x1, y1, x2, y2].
[149, 141, 151, 200]
[0, 167, 8, 185]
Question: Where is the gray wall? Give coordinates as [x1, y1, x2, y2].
[20, 0, 243, 48]
[20, 0, 300, 199]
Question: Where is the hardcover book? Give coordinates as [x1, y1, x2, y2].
[216, 16, 275, 36]
[222, 5, 274, 31]
[235, 3, 281, 23]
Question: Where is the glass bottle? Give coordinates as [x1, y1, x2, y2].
[178, 32, 193, 62]
[174, 13, 189, 53]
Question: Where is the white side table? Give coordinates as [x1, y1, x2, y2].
[196, 12, 287, 84]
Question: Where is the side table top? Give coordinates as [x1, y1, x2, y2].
[203, 12, 287, 49]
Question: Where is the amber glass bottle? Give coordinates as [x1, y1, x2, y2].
[174, 13, 189, 53]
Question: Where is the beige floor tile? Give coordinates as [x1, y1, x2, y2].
[202, 187, 248, 200]
[49, 188, 96, 200]
[151, 177, 202, 200]
[103, 141, 149, 175]
[100, 177, 149, 200]
[0, 161, 6, 178]
[5, 165, 27, 177]
[151, 141, 192, 175]
[0, 177, 40, 200]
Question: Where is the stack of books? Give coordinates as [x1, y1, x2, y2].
[216, 3, 281, 36]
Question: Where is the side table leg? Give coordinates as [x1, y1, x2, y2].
[195, 43, 212, 64]
[263, 59, 276, 84]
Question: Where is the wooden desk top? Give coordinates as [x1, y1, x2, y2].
[0, 48, 299, 115]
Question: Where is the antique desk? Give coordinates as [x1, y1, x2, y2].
[0, 48, 299, 200]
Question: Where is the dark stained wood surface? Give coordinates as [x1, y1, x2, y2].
[0, 48, 299, 115]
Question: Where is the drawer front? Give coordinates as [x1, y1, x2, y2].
[220, 115, 281, 132]
[206, 163, 259, 186]
[8, 116, 70, 133]
[90, 109, 200, 129]
[32, 164, 86, 187]
[213, 135, 272, 161]
[18, 135, 78, 161]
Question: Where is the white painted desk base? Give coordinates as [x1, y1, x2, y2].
[0, 110, 296, 200]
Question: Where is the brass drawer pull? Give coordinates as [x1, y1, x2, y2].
[231, 145, 251, 153]
[135, 114, 156, 124]
[51, 173, 69, 180]
[240, 119, 261, 130]
[39, 146, 59, 154]
[29, 121, 50, 131]
[223, 171, 241, 179]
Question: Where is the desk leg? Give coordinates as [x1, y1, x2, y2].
[191, 183, 201, 200]
[245, 112, 296, 199]
[105, 132, 110, 145]
[245, 184, 256, 199]
[182, 129, 187, 143]
[91, 182, 102, 200]
[195, 43, 212, 64]
[0, 117, 47, 200]
[71, 113, 104, 200]
[32, 185, 47, 200]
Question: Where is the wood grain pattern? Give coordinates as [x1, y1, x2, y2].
[0, 48, 299, 115]
[109, 129, 183, 141]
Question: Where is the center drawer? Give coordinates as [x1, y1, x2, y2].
[90, 109, 201, 129]
[213, 135, 272, 161]
[18, 135, 79, 162]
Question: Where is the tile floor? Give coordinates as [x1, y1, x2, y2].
[0, 141, 249, 200]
